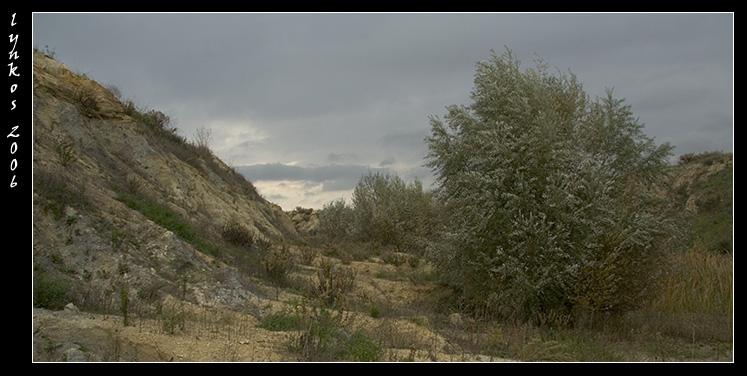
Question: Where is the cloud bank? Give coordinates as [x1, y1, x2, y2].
[32, 13, 733, 209]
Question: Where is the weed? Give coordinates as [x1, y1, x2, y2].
[38, 44, 57, 59]
[312, 258, 356, 306]
[343, 330, 383, 362]
[160, 306, 185, 335]
[221, 220, 254, 248]
[263, 245, 295, 285]
[74, 86, 101, 118]
[117, 262, 130, 276]
[111, 230, 128, 251]
[54, 137, 76, 167]
[299, 246, 318, 266]
[517, 335, 575, 362]
[381, 251, 407, 266]
[115, 192, 196, 243]
[119, 287, 130, 326]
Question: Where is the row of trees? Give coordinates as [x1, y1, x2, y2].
[317, 48, 679, 325]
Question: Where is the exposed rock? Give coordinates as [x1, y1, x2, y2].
[448, 312, 464, 328]
[62, 343, 88, 362]
[64, 303, 80, 315]
[670, 153, 733, 214]
[288, 207, 319, 235]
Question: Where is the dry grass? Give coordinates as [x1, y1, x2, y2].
[654, 251, 733, 317]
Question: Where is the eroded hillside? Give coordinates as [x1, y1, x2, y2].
[32, 49, 307, 358]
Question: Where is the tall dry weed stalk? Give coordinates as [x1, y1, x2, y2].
[655, 251, 733, 316]
[313, 258, 356, 306]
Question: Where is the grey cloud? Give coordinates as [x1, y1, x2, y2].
[32, 13, 733, 209]
[379, 158, 395, 167]
[328, 152, 358, 163]
[236, 163, 392, 191]
[320, 179, 358, 193]
[236, 163, 308, 182]
[265, 193, 288, 202]
[378, 129, 430, 150]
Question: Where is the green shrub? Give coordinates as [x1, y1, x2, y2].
[299, 246, 318, 266]
[160, 307, 185, 335]
[344, 330, 382, 362]
[316, 172, 437, 253]
[350, 172, 437, 251]
[368, 305, 381, 318]
[119, 287, 130, 326]
[260, 310, 301, 332]
[678, 150, 729, 166]
[33, 273, 71, 310]
[115, 192, 196, 243]
[285, 301, 377, 361]
[122, 100, 183, 143]
[316, 198, 354, 242]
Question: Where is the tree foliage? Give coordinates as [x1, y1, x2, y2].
[317, 171, 437, 253]
[351, 171, 436, 251]
[425, 49, 676, 323]
[316, 198, 355, 242]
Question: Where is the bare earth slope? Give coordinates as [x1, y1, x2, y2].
[31, 49, 301, 361]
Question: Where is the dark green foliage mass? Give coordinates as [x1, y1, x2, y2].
[424, 49, 676, 323]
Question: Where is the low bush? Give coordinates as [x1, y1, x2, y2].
[260, 310, 301, 332]
[33, 272, 71, 310]
[221, 220, 254, 248]
[262, 245, 295, 285]
[283, 300, 379, 361]
[115, 192, 196, 243]
[343, 330, 383, 362]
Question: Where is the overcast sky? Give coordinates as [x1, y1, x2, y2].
[32, 12, 734, 210]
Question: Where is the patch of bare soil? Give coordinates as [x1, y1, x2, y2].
[33, 303, 291, 362]
[33, 247, 511, 362]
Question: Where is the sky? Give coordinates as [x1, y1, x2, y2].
[31, 12, 734, 210]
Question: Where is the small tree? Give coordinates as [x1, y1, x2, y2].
[350, 171, 436, 251]
[316, 198, 355, 242]
[317, 172, 437, 252]
[192, 125, 213, 150]
[425, 48, 675, 323]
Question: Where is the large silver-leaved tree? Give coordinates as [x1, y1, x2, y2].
[425, 49, 676, 324]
